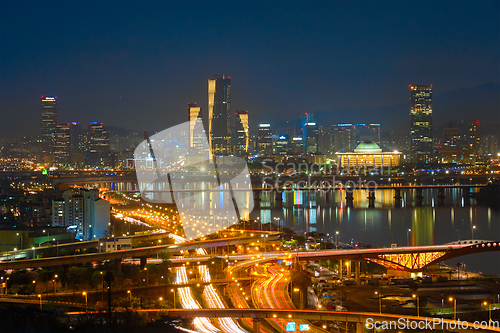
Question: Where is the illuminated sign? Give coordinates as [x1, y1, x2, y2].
[277, 259, 283, 265]
[306, 122, 316, 126]
[259, 124, 270, 128]
[300, 324, 310, 331]
[292, 137, 302, 141]
[286, 322, 295, 331]
[44, 97, 55, 100]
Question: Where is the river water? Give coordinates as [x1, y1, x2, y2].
[103, 182, 499, 275]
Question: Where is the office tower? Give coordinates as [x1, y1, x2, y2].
[87, 122, 110, 167]
[208, 75, 231, 155]
[468, 119, 481, 154]
[188, 102, 204, 149]
[69, 122, 85, 166]
[257, 123, 273, 156]
[53, 123, 71, 164]
[234, 110, 249, 156]
[332, 124, 356, 152]
[290, 136, 304, 155]
[409, 85, 433, 153]
[318, 126, 332, 157]
[40, 96, 58, 155]
[301, 113, 319, 154]
[275, 134, 290, 155]
[442, 122, 460, 148]
[354, 123, 381, 144]
[483, 134, 498, 155]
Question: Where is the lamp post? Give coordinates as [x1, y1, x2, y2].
[375, 291, 382, 313]
[413, 294, 420, 317]
[5, 277, 9, 297]
[83, 291, 87, 312]
[127, 290, 132, 307]
[335, 231, 339, 249]
[38, 294, 42, 310]
[407, 229, 411, 246]
[472, 225, 476, 241]
[32, 280, 36, 296]
[449, 297, 457, 321]
[171, 289, 176, 309]
[484, 302, 491, 322]
[144, 267, 148, 286]
[53, 274, 58, 295]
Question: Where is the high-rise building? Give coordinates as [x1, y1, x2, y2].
[87, 122, 110, 167]
[468, 119, 481, 154]
[442, 122, 460, 149]
[332, 124, 356, 152]
[40, 96, 58, 155]
[318, 126, 333, 157]
[355, 124, 381, 144]
[69, 122, 85, 166]
[301, 113, 319, 154]
[257, 123, 273, 156]
[53, 123, 71, 164]
[208, 75, 231, 155]
[409, 85, 433, 154]
[290, 136, 304, 155]
[234, 110, 249, 156]
[188, 102, 204, 148]
[274, 134, 290, 155]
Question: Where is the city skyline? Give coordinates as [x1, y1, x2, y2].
[1, 1, 498, 138]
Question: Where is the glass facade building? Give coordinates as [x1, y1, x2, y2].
[208, 75, 231, 155]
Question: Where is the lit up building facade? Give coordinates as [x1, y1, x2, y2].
[40, 96, 58, 156]
[409, 85, 433, 156]
[188, 102, 204, 149]
[87, 122, 110, 167]
[53, 123, 71, 164]
[332, 124, 356, 152]
[301, 113, 318, 154]
[257, 123, 273, 156]
[208, 75, 231, 155]
[290, 136, 304, 155]
[356, 123, 381, 145]
[442, 123, 460, 148]
[274, 134, 290, 155]
[468, 119, 481, 154]
[234, 110, 249, 156]
[336, 142, 401, 168]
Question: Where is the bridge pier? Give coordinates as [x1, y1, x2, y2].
[275, 191, 283, 208]
[368, 191, 375, 208]
[114, 258, 122, 272]
[140, 257, 147, 270]
[346, 261, 352, 279]
[437, 187, 445, 206]
[355, 261, 360, 282]
[415, 188, 423, 206]
[394, 188, 402, 207]
[252, 318, 261, 333]
[345, 190, 354, 207]
[338, 260, 343, 279]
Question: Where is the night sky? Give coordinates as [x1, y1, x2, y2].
[1, 1, 499, 138]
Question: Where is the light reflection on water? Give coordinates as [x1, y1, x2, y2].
[105, 182, 499, 275]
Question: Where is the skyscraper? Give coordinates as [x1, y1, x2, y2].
[409, 85, 433, 154]
[234, 110, 249, 156]
[442, 122, 460, 148]
[257, 123, 272, 156]
[332, 124, 356, 152]
[468, 119, 481, 154]
[87, 122, 110, 167]
[53, 123, 71, 164]
[40, 96, 58, 155]
[188, 102, 203, 148]
[301, 113, 319, 154]
[208, 75, 231, 155]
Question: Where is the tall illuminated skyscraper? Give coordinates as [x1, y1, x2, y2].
[87, 122, 110, 167]
[188, 102, 203, 148]
[234, 110, 249, 156]
[257, 123, 272, 156]
[409, 85, 433, 154]
[301, 113, 319, 154]
[40, 96, 58, 155]
[208, 75, 231, 155]
[53, 123, 71, 164]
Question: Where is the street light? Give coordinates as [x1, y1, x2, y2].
[449, 297, 457, 321]
[38, 294, 42, 310]
[144, 267, 148, 286]
[127, 290, 132, 307]
[53, 274, 58, 295]
[413, 294, 420, 317]
[335, 231, 339, 249]
[375, 291, 382, 313]
[483, 301, 491, 322]
[171, 289, 176, 309]
[82, 291, 88, 312]
[407, 229, 411, 247]
[472, 225, 476, 240]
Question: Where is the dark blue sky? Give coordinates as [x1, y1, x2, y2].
[1, 1, 499, 137]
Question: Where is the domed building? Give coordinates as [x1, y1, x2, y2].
[336, 142, 401, 168]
